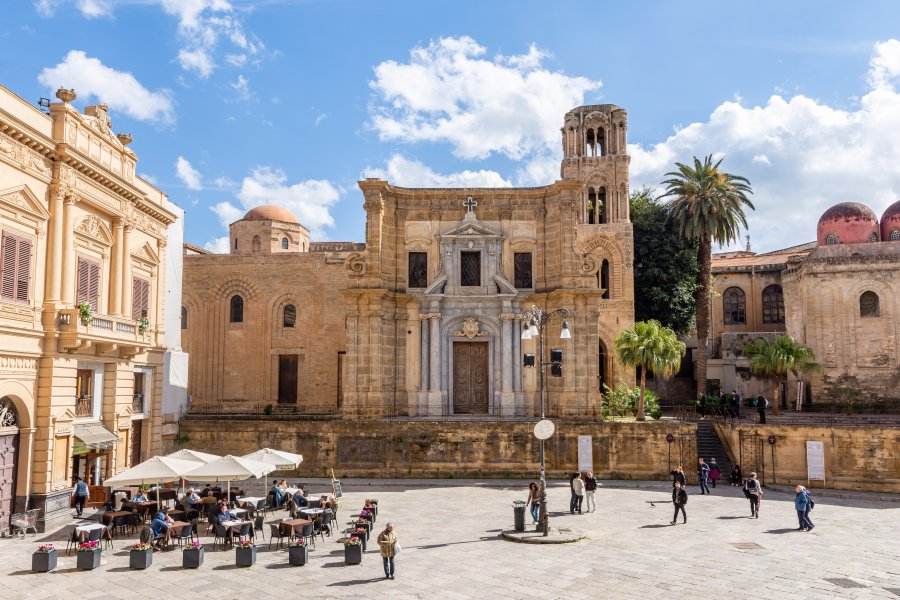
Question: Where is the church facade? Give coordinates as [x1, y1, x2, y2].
[183, 104, 635, 421]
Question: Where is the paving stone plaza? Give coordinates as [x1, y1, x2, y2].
[2, 479, 898, 599]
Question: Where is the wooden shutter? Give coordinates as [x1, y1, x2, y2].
[16, 239, 30, 302]
[76, 258, 100, 310]
[132, 277, 149, 319]
[1, 234, 17, 300]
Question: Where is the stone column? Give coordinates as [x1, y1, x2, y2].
[120, 224, 132, 317]
[109, 219, 123, 315]
[500, 314, 515, 417]
[427, 313, 442, 416]
[46, 189, 65, 301]
[419, 314, 429, 393]
[60, 196, 77, 304]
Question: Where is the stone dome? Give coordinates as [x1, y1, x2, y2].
[816, 202, 879, 246]
[880, 200, 900, 241]
[242, 205, 298, 224]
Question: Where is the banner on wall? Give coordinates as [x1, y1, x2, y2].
[577, 435, 593, 473]
[806, 441, 825, 481]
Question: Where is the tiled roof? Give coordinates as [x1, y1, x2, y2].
[712, 241, 815, 269]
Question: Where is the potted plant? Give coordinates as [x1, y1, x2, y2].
[76, 540, 101, 570]
[129, 543, 153, 570]
[183, 541, 204, 568]
[32, 543, 57, 572]
[235, 540, 256, 567]
[343, 537, 362, 565]
[138, 316, 149, 335]
[287, 539, 308, 566]
[364, 499, 378, 517]
[77, 302, 93, 326]
[356, 519, 371, 534]
[349, 527, 367, 550]
[360, 508, 374, 524]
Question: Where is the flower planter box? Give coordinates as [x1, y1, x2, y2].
[357, 521, 372, 533]
[344, 543, 362, 565]
[129, 549, 153, 570]
[349, 532, 366, 551]
[32, 550, 57, 573]
[288, 545, 308, 566]
[183, 547, 204, 569]
[77, 548, 102, 570]
[235, 546, 256, 567]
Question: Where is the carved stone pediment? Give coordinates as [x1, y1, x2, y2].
[441, 220, 503, 239]
[0, 185, 51, 220]
[452, 318, 488, 339]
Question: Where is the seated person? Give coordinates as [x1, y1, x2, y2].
[149, 511, 170, 547]
[292, 488, 308, 508]
[200, 491, 217, 504]
[214, 500, 238, 523]
[132, 490, 149, 503]
[182, 488, 201, 505]
[269, 483, 284, 507]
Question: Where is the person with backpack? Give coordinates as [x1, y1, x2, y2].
[744, 472, 763, 518]
[756, 395, 768, 424]
[670, 482, 688, 525]
[697, 458, 711, 495]
[672, 465, 686, 488]
[583, 471, 598, 513]
[794, 485, 815, 531]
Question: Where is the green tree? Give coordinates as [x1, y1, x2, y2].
[742, 335, 821, 416]
[662, 155, 754, 402]
[615, 320, 686, 421]
[631, 187, 699, 335]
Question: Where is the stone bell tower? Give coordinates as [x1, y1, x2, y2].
[560, 105, 630, 225]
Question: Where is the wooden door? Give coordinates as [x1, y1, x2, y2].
[278, 354, 298, 405]
[130, 419, 143, 467]
[453, 342, 489, 414]
[0, 434, 18, 528]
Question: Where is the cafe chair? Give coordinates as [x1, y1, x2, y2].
[268, 523, 287, 549]
[174, 523, 195, 547]
[300, 522, 316, 550]
[253, 515, 265, 541]
[212, 522, 230, 548]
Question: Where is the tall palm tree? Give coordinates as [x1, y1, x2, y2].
[742, 335, 821, 416]
[662, 155, 754, 403]
[615, 320, 686, 421]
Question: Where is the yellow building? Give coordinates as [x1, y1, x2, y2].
[0, 85, 180, 531]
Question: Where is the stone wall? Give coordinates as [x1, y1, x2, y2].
[714, 422, 900, 493]
[178, 417, 695, 480]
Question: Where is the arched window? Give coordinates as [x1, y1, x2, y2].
[180, 306, 188, 330]
[252, 235, 261, 253]
[723, 287, 746, 325]
[281, 237, 289, 250]
[868, 231, 878, 242]
[283, 304, 296, 328]
[825, 233, 838, 245]
[600, 259, 610, 299]
[597, 126, 606, 156]
[0, 396, 18, 427]
[891, 229, 900, 241]
[762, 284, 784, 324]
[586, 128, 596, 157]
[230, 295, 244, 323]
[860, 291, 880, 317]
[587, 188, 597, 224]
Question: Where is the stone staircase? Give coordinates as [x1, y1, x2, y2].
[696, 420, 734, 477]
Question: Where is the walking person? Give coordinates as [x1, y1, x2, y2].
[698, 458, 711, 495]
[670, 482, 688, 525]
[377, 522, 398, 580]
[572, 472, 585, 514]
[526, 482, 540, 524]
[756, 395, 768, 424]
[672, 466, 686, 488]
[794, 485, 815, 531]
[583, 471, 598, 513]
[709, 458, 720, 488]
[744, 472, 763, 518]
[72, 476, 90, 518]
[569, 473, 578, 514]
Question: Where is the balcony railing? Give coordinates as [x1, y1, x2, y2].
[75, 395, 93, 418]
[132, 393, 144, 413]
[57, 309, 151, 357]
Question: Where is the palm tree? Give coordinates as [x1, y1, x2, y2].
[742, 335, 821, 416]
[615, 320, 686, 421]
[662, 155, 754, 403]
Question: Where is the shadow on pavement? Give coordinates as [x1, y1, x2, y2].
[764, 528, 800, 534]
[328, 578, 388, 586]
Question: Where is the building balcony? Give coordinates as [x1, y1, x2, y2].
[75, 395, 93, 418]
[57, 309, 152, 358]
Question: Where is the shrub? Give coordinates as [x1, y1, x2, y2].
[602, 383, 660, 418]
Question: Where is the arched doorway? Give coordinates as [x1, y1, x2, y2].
[0, 397, 20, 530]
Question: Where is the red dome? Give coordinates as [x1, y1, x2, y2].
[242, 205, 298, 224]
[816, 202, 879, 246]
[881, 200, 900, 241]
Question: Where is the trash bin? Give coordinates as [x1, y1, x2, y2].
[512, 500, 527, 532]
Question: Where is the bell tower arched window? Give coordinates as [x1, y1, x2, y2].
[281, 238, 289, 250]
[180, 306, 188, 330]
[283, 304, 296, 328]
[723, 287, 746, 325]
[230, 295, 244, 323]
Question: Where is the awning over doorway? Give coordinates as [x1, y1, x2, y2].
[73, 423, 119, 453]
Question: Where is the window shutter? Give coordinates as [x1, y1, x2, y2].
[77, 258, 100, 310]
[76, 258, 89, 306]
[1, 234, 17, 300]
[132, 277, 149, 319]
[16, 239, 30, 302]
[87, 261, 100, 311]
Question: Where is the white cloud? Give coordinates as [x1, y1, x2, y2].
[369, 36, 600, 184]
[209, 200, 242, 226]
[178, 48, 215, 78]
[175, 156, 202, 190]
[203, 236, 230, 253]
[214, 176, 236, 189]
[314, 113, 327, 126]
[231, 75, 252, 101]
[138, 172, 157, 184]
[33, 0, 61, 17]
[629, 38, 900, 252]
[235, 167, 340, 238]
[364, 154, 511, 188]
[75, 0, 112, 17]
[37, 51, 175, 125]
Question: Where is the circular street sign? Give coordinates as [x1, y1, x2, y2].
[768, 435, 776, 444]
[666, 433, 674, 444]
[533, 419, 555, 440]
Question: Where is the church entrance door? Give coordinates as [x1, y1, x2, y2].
[278, 354, 298, 405]
[453, 342, 489, 414]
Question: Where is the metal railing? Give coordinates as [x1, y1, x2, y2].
[75, 395, 93, 418]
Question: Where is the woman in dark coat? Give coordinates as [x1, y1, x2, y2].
[729, 465, 742, 486]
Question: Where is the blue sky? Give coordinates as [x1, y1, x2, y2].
[3, 1, 900, 252]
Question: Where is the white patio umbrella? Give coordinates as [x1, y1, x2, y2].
[164, 449, 220, 463]
[241, 448, 303, 493]
[103, 456, 202, 509]
[182, 455, 275, 503]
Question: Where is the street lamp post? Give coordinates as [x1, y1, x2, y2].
[522, 305, 571, 536]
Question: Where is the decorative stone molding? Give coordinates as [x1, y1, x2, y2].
[345, 252, 367, 275]
[420, 312, 442, 320]
[579, 254, 598, 275]
[452, 318, 488, 339]
[0, 355, 38, 375]
[499, 313, 520, 321]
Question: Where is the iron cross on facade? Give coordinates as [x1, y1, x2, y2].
[463, 197, 477, 213]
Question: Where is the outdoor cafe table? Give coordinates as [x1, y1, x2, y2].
[236, 497, 263, 509]
[232, 507, 248, 518]
[279, 517, 311, 537]
[220, 519, 252, 543]
[283, 487, 298, 496]
[299, 508, 324, 516]
[74, 522, 111, 543]
[101, 510, 131, 525]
